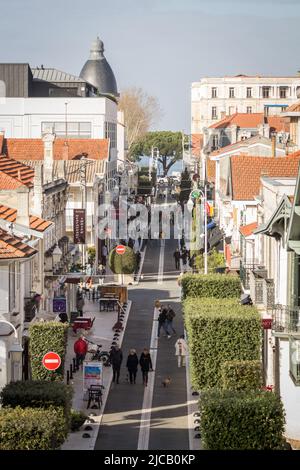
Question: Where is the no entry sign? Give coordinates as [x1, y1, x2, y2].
[116, 245, 126, 255]
[42, 352, 61, 371]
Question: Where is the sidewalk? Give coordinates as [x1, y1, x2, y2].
[62, 295, 132, 450]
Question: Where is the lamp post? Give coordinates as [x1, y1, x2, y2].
[188, 184, 208, 274]
[0, 320, 23, 382]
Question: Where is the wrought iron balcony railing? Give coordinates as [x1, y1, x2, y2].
[272, 304, 300, 335]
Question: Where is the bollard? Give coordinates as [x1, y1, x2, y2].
[70, 364, 73, 380]
[67, 370, 70, 384]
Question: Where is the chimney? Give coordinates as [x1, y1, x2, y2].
[16, 187, 30, 227]
[62, 141, 69, 161]
[33, 163, 43, 217]
[230, 124, 238, 144]
[42, 132, 55, 183]
[271, 134, 276, 157]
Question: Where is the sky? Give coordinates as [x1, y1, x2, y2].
[1, 0, 300, 132]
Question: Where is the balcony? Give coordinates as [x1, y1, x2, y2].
[272, 305, 300, 335]
[240, 262, 263, 291]
[249, 267, 268, 304]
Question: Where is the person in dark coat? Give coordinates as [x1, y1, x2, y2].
[181, 248, 188, 267]
[173, 248, 181, 270]
[157, 308, 169, 337]
[139, 348, 153, 386]
[126, 349, 139, 384]
[109, 344, 123, 384]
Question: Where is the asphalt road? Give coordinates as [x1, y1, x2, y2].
[95, 198, 189, 450]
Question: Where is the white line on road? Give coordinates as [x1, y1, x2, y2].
[138, 239, 164, 449]
[157, 239, 165, 284]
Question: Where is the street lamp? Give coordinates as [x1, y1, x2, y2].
[52, 243, 63, 266]
[0, 320, 23, 382]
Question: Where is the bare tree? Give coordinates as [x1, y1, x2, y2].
[119, 87, 162, 151]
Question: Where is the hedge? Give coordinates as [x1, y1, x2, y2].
[184, 298, 261, 389]
[109, 246, 137, 274]
[0, 380, 72, 427]
[181, 273, 241, 299]
[199, 390, 285, 450]
[29, 322, 68, 381]
[0, 406, 67, 450]
[221, 360, 263, 391]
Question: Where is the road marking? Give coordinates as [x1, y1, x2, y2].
[157, 239, 165, 284]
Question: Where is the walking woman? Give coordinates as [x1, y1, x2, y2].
[139, 348, 153, 387]
[126, 349, 139, 384]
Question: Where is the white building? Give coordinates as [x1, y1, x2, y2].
[192, 75, 300, 134]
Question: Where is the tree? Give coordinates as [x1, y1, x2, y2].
[119, 87, 161, 151]
[130, 131, 183, 176]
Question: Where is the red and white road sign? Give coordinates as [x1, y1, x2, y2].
[42, 351, 61, 371]
[116, 245, 126, 255]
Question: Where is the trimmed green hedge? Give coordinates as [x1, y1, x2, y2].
[181, 273, 241, 299]
[199, 390, 285, 450]
[184, 298, 261, 389]
[70, 409, 87, 432]
[109, 246, 137, 274]
[29, 322, 68, 381]
[221, 360, 263, 391]
[0, 406, 67, 450]
[0, 380, 72, 427]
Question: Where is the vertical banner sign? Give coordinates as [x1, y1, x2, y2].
[83, 361, 102, 391]
[74, 209, 86, 244]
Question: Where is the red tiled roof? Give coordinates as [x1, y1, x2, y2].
[191, 134, 203, 157]
[239, 222, 258, 237]
[209, 112, 289, 132]
[231, 154, 300, 200]
[206, 159, 216, 182]
[0, 229, 37, 259]
[0, 171, 26, 190]
[0, 205, 53, 232]
[284, 100, 300, 113]
[0, 155, 34, 187]
[3, 138, 109, 161]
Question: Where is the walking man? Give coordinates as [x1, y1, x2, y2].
[101, 244, 108, 266]
[175, 335, 188, 367]
[157, 308, 169, 338]
[173, 248, 181, 270]
[166, 304, 176, 337]
[110, 344, 123, 384]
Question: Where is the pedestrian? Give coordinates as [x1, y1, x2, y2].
[76, 294, 84, 317]
[126, 349, 139, 384]
[166, 304, 176, 336]
[173, 248, 181, 270]
[174, 335, 188, 367]
[139, 348, 153, 386]
[101, 244, 108, 266]
[181, 248, 188, 267]
[109, 344, 123, 384]
[157, 308, 169, 338]
[74, 335, 88, 369]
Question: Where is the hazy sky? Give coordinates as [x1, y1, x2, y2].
[1, 0, 300, 132]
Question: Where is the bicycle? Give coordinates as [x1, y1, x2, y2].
[86, 339, 111, 367]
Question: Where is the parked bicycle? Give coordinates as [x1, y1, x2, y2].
[86, 339, 111, 366]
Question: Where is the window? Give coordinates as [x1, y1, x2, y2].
[41, 122, 92, 138]
[211, 87, 217, 98]
[212, 134, 219, 150]
[262, 87, 270, 98]
[246, 87, 252, 98]
[281, 106, 287, 113]
[290, 336, 300, 385]
[9, 263, 16, 311]
[229, 87, 235, 98]
[105, 121, 117, 148]
[211, 107, 217, 120]
[246, 106, 252, 114]
[228, 106, 235, 115]
[280, 87, 287, 99]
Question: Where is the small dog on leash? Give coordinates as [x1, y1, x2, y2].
[162, 376, 171, 387]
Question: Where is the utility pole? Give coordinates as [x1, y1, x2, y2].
[204, 183, 208, 275]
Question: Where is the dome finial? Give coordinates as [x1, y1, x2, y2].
[89, 37, 104, 60]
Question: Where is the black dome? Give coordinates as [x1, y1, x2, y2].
[80, 37, 118, 97]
